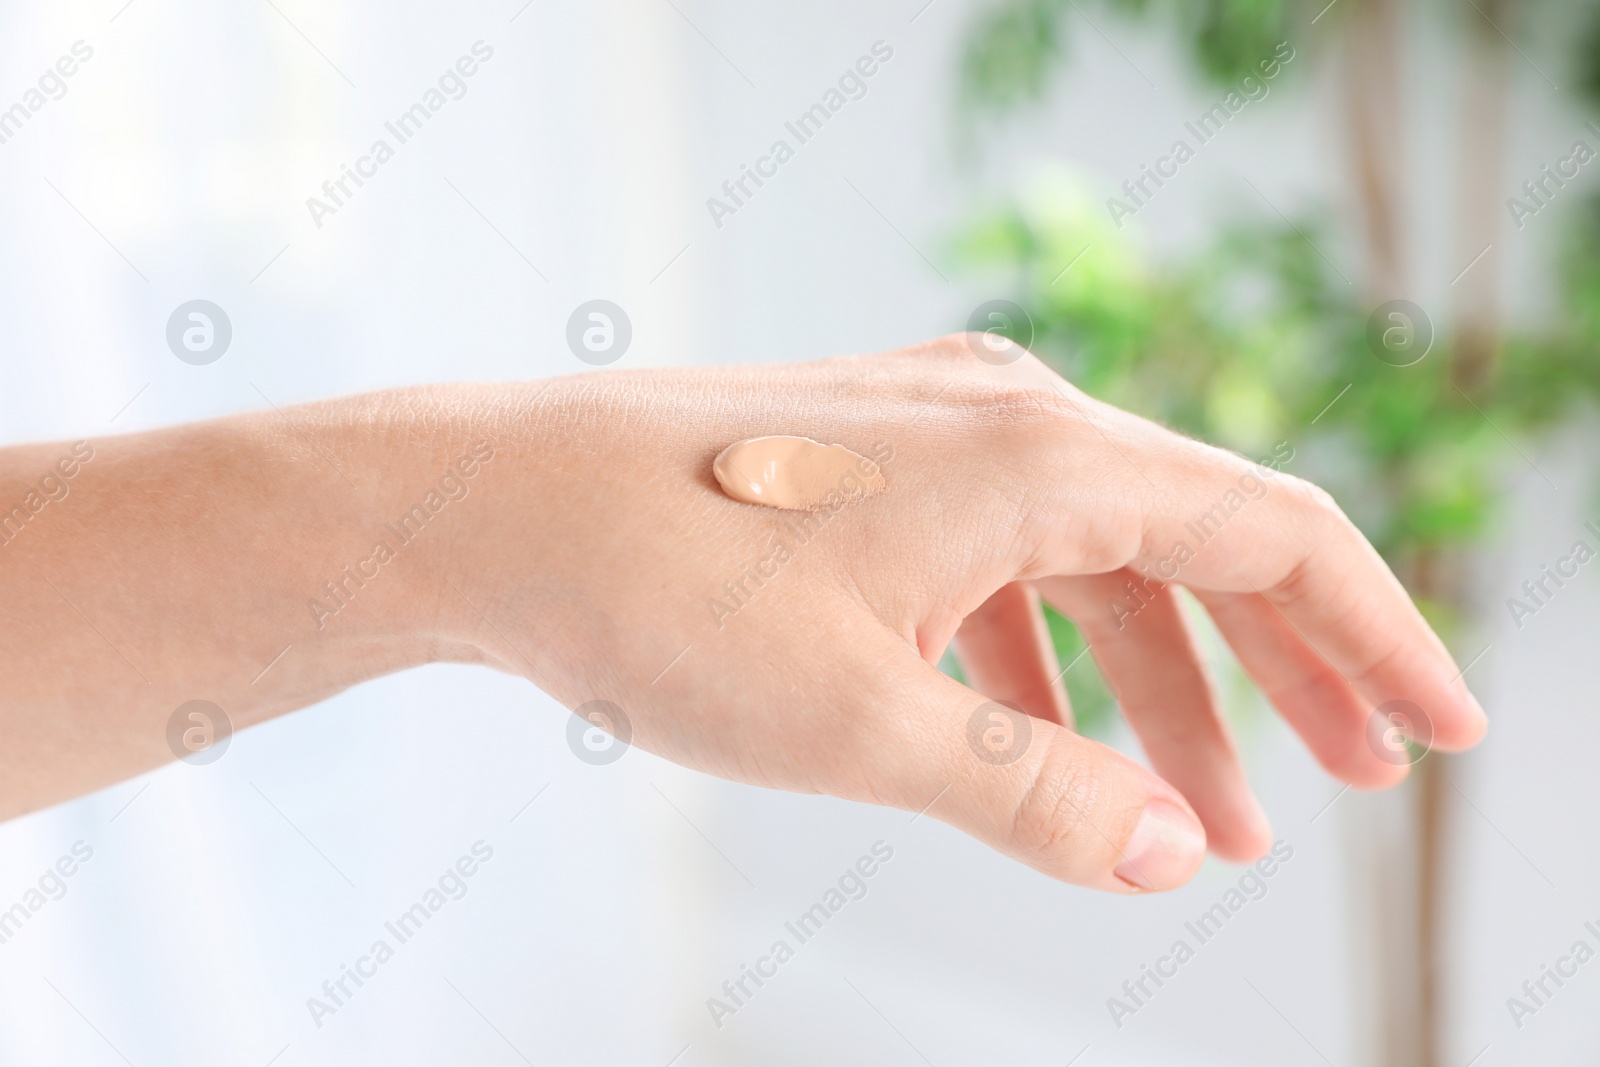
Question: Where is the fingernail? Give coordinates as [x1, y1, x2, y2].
[1114, 799, 1206, 892]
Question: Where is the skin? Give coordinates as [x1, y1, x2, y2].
[0, 335, 1486, 893]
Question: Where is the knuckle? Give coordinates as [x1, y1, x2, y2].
[1278, 472, 1344, 523]
[986, 387, 1077, 439]
[930, 385, 1076, 444]
[1009, 736, 1115, 873]
[890, 333, 1084, 430]
[902, 332, 1009, 367]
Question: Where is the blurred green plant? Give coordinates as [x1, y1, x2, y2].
[960, 0, 1292, 113]
[947, 0, 1600, 737]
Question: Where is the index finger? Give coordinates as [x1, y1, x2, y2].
[1030, 389, 1487, 754]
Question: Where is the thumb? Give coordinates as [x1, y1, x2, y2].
[849, 647, 1208, 893]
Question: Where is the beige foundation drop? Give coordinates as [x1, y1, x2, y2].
[713, 436, 887, 510]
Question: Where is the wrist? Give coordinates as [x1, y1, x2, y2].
[348, 381, 562, 675]
[261, 386, 509, 671]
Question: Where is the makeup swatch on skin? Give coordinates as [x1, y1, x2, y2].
[713, 436, 887, 511]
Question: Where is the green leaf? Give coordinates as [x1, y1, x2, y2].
[960, 0, 1069, 109]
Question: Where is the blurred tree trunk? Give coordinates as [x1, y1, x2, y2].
[1341, 0, 1513, 1063]
[1339, 2, 1418, 1066]
[1343, 0, 1407, 298]
[1452, 0, 1515, 391]
[1340, 2, 1424, 1063]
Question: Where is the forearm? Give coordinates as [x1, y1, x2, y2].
[0, 385, 529, 818]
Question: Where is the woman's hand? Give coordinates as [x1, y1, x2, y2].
[0, 336, 1486, 893]
[434, 336, 1486, 892]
